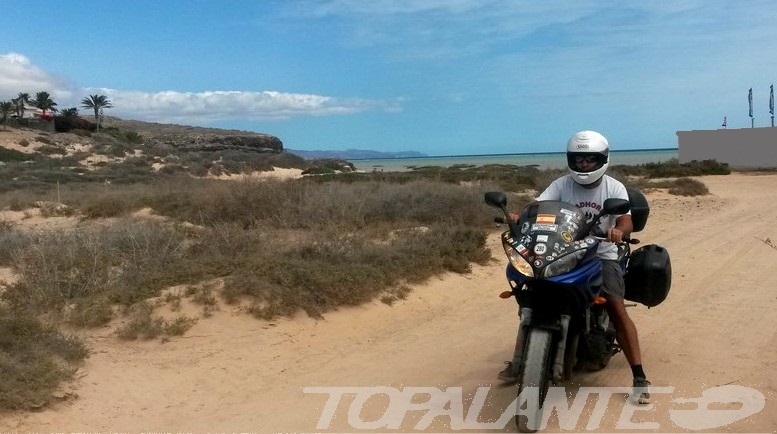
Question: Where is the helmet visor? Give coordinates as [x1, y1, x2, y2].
[567, 152, 608, 173]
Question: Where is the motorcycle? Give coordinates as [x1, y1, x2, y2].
[484, 192, 639, 432]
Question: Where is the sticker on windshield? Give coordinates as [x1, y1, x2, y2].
[531, 224, 558, 232]
[536, 214, 556, 224]
[561, 231, 573, 242]
[533, 243, 547, 255]
[536, 235, 549, 242]
[521, 222, 530, 234]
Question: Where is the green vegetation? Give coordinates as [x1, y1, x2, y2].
[308, 163, 562, 193]
[33, 91, 58, 117]
[80, 94, 113, 131]
[610, 158, 730, 178]
[12, 93, 31, 119]
[650, 177, 710, 196]
[0, 179, 495, 316]
[0, 146, 29, 162]
[0, 100, 14, 129]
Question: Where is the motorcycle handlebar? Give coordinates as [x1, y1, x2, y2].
[591, 234, 640, 245]
[590, 226, 639, 245]
[492, 216, 639, 244]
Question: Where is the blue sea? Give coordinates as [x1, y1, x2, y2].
[348, 148, 678, 172]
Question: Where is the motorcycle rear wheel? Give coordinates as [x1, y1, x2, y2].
[516, 328, 553, 433]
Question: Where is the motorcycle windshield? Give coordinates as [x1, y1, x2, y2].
[515, 201, 595, 270]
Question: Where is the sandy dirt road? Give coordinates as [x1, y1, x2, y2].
[1, 173, 776, 433]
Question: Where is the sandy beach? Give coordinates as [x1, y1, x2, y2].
[1, 172, 776, 433]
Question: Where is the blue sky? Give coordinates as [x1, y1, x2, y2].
[1, 1, 776, 156]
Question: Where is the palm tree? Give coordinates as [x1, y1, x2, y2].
[1, 100, 15, 130]
[60, 107, 79, 117]
[81, 94, 112, 130]
[12, 92, 31, 118]
[33, 91, 57, 119]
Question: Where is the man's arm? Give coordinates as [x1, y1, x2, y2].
[609, 214, 633, 243]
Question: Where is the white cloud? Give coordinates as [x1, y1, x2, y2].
[1, 52, 397, 122]
[96, 89, 397, 123]
[0, 52, 73, 102]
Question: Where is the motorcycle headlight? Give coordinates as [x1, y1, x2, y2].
[542, 249, 587, 277]
[504, 244, 534, 278]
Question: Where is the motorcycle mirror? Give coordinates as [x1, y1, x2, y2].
[484, 191, 507, 208]
[602, 198, 630, 216]
[588, 198, 631, 235]
[484, 191, 522, 239]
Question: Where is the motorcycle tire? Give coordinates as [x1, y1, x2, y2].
[516, 328, 553, 433]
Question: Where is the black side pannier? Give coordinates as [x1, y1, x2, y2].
[625, 244, 671, 307]
[627, 188, 649, 232]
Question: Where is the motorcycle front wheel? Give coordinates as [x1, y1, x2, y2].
[516, 328, 553, 433]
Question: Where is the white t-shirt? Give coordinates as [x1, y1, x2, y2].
[536, 174, 629, 260]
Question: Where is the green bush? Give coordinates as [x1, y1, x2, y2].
[124, 131, 144, 144]
[0, 146, 31, 162]
[54, 115, 95, 133]
[36, 144, 67, 156]
[663, 177, 710, 196]
[610, 158, 730, 178]
[35, 135, 56, 146]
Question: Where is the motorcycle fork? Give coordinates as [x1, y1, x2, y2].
[511, 307, 533, 373]
[512, 307, 571, 384]
[551, 314, 571, 383]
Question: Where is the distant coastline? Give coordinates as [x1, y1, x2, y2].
[287, 149, 426, 160]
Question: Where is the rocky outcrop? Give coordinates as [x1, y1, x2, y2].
[102, 117, 284, 153]
[158, 133, 284, 153]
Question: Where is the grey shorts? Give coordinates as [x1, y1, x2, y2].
[601, 260, 625, 299]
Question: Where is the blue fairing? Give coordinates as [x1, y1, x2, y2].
[506, 258, 603, 298]
[549, 259, 602, 284]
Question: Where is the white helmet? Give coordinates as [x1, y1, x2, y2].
[566, 130, 610, 185]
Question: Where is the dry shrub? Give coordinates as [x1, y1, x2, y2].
[611, 158, 730, 178]
[116, 302, 197, 339]
[164, 315, 198, 336]
[223, 223, 490, 320]
[116, 301, 164, 340]
[0, 305, 87, 410]
[1, 221, 189, 312]
[666, 177, 710, 196]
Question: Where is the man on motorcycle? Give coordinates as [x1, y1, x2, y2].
[498, 130, 650, 403]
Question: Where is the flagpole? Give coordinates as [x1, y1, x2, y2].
[748, 88, 754, 128]
[770, 84, 774, 127]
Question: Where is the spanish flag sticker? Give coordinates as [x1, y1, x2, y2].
[536, 214, 556, 224]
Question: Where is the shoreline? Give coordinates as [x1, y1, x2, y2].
[348, 148, 679, 172]
[346, 146, 679, 162]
